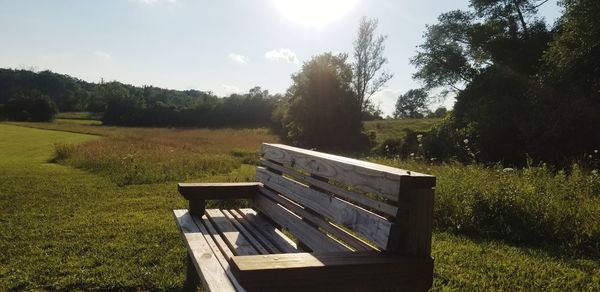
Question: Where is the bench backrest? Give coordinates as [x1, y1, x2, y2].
[254, 143, 435, 255]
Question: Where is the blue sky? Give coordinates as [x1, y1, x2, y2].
[0, 0, 562, 116]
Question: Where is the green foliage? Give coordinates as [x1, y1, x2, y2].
[280, 53, 367, 151]
[371, 157, 600, 256]
[5, 90, 58, 122]
[429, 107, 448, 118]
[393, 88, 429, 118]
[410, 0, 600, 166]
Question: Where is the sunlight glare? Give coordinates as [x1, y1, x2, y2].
[273, 0, 360, 27]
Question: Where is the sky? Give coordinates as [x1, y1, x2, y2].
[0, 0, 562, 116]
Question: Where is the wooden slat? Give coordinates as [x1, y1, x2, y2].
[172, 210, 237, 292]
[205, 209, 258, 256]
[259, 187, 374, 251]
[190, 215, 245, 291]
[198, 214, 236, 261]
[253, 194, 349, 252]
[236, 209, 298, 253]
[226, 209, 282, 253]
[178, 183, 261, 200]
[257, 167, 392, 249]
[221, 209, 270, 254]
[260, 159, 399, 217]
[261, 143, 435, 201]
[231, 251, 433, 292]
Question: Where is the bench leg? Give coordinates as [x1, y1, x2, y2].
[184, 253, 200, 291]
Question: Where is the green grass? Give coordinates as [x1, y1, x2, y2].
[0, 123, 598, 290]
[370, 157, 600, 256]
[364, 118, 440, 144]
[54, 118, 102, 125]
[55, 112, 102, 120]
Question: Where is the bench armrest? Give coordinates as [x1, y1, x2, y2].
[178, 182, 262, 216]
[230, 251, 433, 291]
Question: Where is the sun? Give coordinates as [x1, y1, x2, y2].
[273, 0, 360, 27]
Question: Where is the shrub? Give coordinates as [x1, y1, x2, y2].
[5, 91, 58, 122]
[370, 157, 600, 256]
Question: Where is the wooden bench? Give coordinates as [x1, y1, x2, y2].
[173, 143, 435, 291]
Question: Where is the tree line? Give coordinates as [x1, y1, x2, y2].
[2, 0, 599, 166]
[400, 0, 600, 166]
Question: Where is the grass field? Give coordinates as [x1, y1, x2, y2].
[0, 122, 598, 290]
[364, 118, 440, 144]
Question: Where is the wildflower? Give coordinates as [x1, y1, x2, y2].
[463, 138, 469, 144]
[503, 168, 514, 172]
[595, 149, 598, 154]
[410, 153, 415, 157]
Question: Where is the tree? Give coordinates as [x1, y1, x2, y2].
[281, 53, 366, 151]
[410, 0, 554, 165]
[5, 90, 58, 122]
[429, 107, 448, 118]
[526, 0, 600, 164]
[352, 16, 393, 113]
[393, 89, 429, 119]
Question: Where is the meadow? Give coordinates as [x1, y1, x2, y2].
[0, 120, 598, 290]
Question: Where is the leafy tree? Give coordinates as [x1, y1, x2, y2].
[430, 107, 448, 118]
[5, 90, 58, 122]
[410, 0, 553, 165]
[526, 0, 600, 163]
[393, 89, 429, 119]
[352, 17, 393, 113]
[281, 53, 366, 151]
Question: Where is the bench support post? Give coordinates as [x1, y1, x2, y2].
[188, 199, 206, 217]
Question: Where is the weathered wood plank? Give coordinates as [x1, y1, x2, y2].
[225, 209, 281, 253]
[221, 209, 270, 254]
[205, 209, 258, 256]
[252, 194, 349, 252]
[260, 159, 399, 217]
[172, 209, 236, 292]
[190, 214, 245, 291]
[261, 143, 435, 201]
[236, 208, 298, 253]
[256, 167, 392, 249]
[231, 251, 434, 292]
[259, 187, 375, 251]
[199, 214, 235, 261]
[178, 183, 261, 200]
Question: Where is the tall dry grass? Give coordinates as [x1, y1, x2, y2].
[51, 126, 277, 185]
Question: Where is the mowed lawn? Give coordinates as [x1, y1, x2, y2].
[0, 123, 598, 290]
[0, 124, 189, 290]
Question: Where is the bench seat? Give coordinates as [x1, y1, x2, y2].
[173, 143, 436, 291]
[173, 208, 299, 291]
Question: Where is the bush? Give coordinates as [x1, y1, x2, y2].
[370, 157, 600, 256]
[5, 91, 58, 122]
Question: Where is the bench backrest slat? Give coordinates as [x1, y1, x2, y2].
[261, 143, 434, 202]
[257, 143, 435, 254]
[253, 194, 349, 252]
[257, 167, 391, 249]
[260, 159, 399, 217]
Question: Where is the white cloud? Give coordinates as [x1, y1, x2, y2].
[93, 51, 111, 61]
[228, 53, 248, 64]
[371, 89, 402, 117]
[265, 48, 299, 64]
[221, 84, 241, 95]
